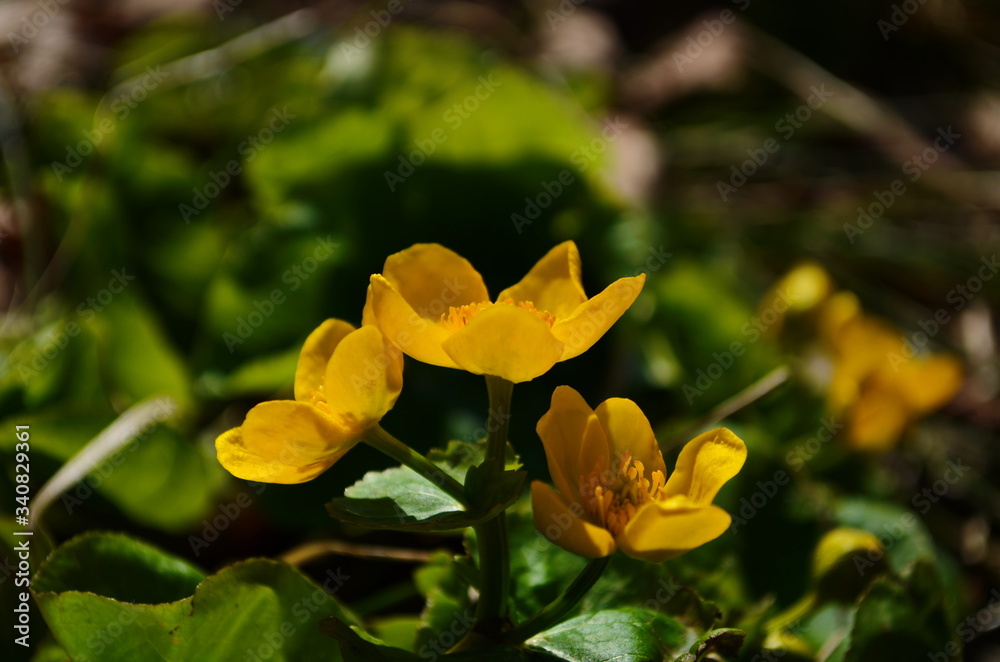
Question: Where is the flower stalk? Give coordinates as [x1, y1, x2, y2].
[472, 375, 515, 633]
[504, 556, 611, 644]
[361, 425, 467, 505]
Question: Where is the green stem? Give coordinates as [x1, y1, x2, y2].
[504, 556, 612, 643]
[473, 375, 515, 629]
[362, 425, 467, 505]
[484, 375, 513, 462]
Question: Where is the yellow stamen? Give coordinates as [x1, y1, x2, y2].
[580, 451, 667, 536]
[307, 376, 332, 415]
[440, 298, 556, 332]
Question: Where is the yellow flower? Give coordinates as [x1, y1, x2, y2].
[215, 319, 403, 484]
[756, 261, 834, 338]
[365, 242, 646, 383]
[530, 386, 747, 562]
[820, 293, 963, 451]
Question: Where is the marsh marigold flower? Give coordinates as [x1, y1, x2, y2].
[819, 292, 963, 451]
[531, 386, 747, 562]
[215, 319, 403, 483]
[365, 242, 645, 383]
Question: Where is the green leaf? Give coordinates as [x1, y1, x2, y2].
[843, 563, 953, 662]
[426, 439, 522, 479]
[524, 607, 742, 662]
[464, 460, 526, 513]
[413, 552, 474, 655]
[326, 465, 466, 531]
[30, 638, 72, 662]
[198, 346, 299, 399]
[833, 497, 936, 576]
[327, 440, 524, 532]
[321, 619, 420, 662]
[1, 411, 226, 533]
[673, 628, 745, 662]
[32, 532, 205, 602]
[369, 616, 421, 652]
[98, 295, 194, 411]
[33, 532, 356, 662]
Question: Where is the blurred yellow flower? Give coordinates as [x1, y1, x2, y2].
[820, 293, 963, 451]
[365, 242, 645, 383]
[754, 260, 834, 339]
[215, 319, 403, 483]
[530, 386, 746, 562]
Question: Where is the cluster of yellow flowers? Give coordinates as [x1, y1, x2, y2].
[215, 241, 748, 562]
[763, 263, 964, 451]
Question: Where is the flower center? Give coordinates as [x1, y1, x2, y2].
[440, 298, 556, 332]
[308, 376, 333, 416]
[580, 451, 667, 536]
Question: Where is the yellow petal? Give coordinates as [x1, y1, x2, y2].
[381, 243, 490, 311]
[496, 241, 587, 319]
[361, 284, 377, 327]
[294, 319, 356, 402]
[773, 261, 833, 313]
[537, 386, 607, 500]
[325, 325, 403, 431]
[663, 428, 747, 506]
[834, 315, 900, 369]
[531, 481, 616, 558]
[818, 291, 861, 347]
[847, 388, 909, 452]
[216, 401, 356, 484]
[370, 274, 458, 368]
[551, 274, 646, 361]
[441, 304, 564, 383]
[594, 397, 666, 478]
[757, 261, 833, 337]
[827, 362, 862, 413]
[890, 355, 963, 413]
[617, 501, 731, 562]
